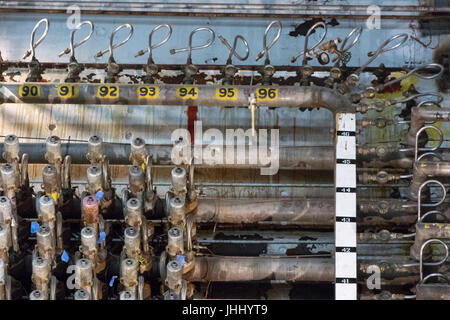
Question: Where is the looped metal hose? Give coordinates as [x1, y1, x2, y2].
[417, 180, 447, 216]
[399, 125, 443, 154]
[219, 34, 250, 63]
[170, 27, 215, 64]
[333, 26, 362, 66]
[95, 24, 134, 59]
[58, 21, 94, 59]
[403, 238, 449, 268]
[135, 24, 172, 62]
[256, 20, 282, 63]
[23, 18, 50, 60]
[353, 33, 408, 76]
[418, 210, 447, 223]
[291, 21, 326, 65]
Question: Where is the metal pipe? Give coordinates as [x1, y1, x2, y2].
[409, 161, 450, 200]
[185, 256, 334, 282]
[194, 198, 419, 228]
[410, 222, 450, 260]
[407, 107, 450, 146]
[0, 84, 354, 112]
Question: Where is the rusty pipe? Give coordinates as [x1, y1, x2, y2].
[194, 198, 419, 228]
[407, 107, 450, 147]
[184, 256, 334, 282]
[410, 222, 450, 260]
[0, 83, 354, 112]
[409, 161, 450, 200]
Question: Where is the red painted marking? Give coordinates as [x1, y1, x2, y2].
[274, 114, 279, 130]
[187, 106, 198, 144]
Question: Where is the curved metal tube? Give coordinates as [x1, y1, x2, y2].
[218, 34, 250, 63]
[256, 20, 282, 62]
[407, 107, 450, 147]
[135, 24, 172, 61]
[58, 21, 94, 59]
[95, 24, 134, 59]
[23, 18, 50, 60]
[291, 21, 327, 64]
[333, 26, 362, 66]
[170, 27, 215, 63]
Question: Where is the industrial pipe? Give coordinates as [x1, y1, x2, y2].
[184, 256, 334, 282]
[407, 107, 450, 147]
[0, 83, 354, 112]
[409, 161, 450, 200]
[410, 222, 450, 260]
[194, 198, 420, 228]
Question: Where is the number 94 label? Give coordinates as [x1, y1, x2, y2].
[256, 87, 278, 101]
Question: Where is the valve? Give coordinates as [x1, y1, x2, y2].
[218, 34, 249, 85]
[256, 21, 281, 85]
[23, 18, 49, 82]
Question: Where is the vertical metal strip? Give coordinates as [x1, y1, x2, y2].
[335, 112, 357, 300]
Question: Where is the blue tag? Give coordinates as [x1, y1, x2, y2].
[98, 231, 106, 244]
[176, 255, 185, 266]
[61, 250, 69, 263]
[30, 222, 39, 234]
[96, 191, 104, 201]
[109, 276, 117, 287]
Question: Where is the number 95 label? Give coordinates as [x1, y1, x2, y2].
[216, 87, 238, 101]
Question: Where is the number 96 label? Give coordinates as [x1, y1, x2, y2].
[256, 87, 278, 101]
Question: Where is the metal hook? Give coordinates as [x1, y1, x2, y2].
[256, 20, 282, 62]
[170, 27, 215, 64]
[354, 33, 408, 75]
[419, 239, 449, 281]
[420, 273, 449, 284]
[23, 18, 50, 60]
[58, 21, 94, 59]
[368, 63, 444, 95]
[419, 210, 447, 223]
[219, 35, 250, 63]
[135, 24, 172, 61]
[291, 21, 327, 65]
[333, 26, 362, 66]
[95, 24, 134, 59]
[414, 125, 443, 161]
[417, 180, 447, 219]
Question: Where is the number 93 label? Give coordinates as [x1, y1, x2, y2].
[137, 86, 159, 99]
[256, 87, 278, 102]
[216, 87, 238, 101]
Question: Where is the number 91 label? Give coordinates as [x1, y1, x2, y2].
[256, 87, 278, 101]
[57, 84, 78, 98]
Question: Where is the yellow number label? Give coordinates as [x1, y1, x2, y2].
[256, 88, 278, 101]
[137, 86, 159, 99]
[58, 84, 78, 98]
[216, 87, 238, 101]
[97, 85, 119, 98]
[19, 84, 40, 98]
[176, 86, 198, 100]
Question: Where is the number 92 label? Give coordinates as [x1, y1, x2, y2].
[256, 87, 278, 101]
[19, 84, 40, 98]
[216, 87, 238, 101]
[97, 85, 119, 98]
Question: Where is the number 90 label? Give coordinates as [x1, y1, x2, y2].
[19, 84, 40, 98]
[58, 84, 78, 98]
[216, 87, 238, 101]
[97, 85, 119, 98]
[256, 87, 278, 102]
